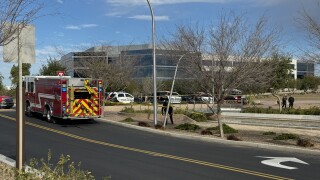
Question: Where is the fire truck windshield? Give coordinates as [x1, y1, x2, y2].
[74, 92, 91, 99]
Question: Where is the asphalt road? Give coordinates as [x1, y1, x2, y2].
[0, 110, 319, 180]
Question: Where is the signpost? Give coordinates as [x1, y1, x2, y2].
[2, 24, 35, 171]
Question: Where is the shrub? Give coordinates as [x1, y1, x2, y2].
[223, 124, 238, 134]
[137, 102, 152, 106]
[227, 134, 242, 141]
[172, 109, 208, 121]
[205, 124, 238, 134]
[175, 123, 201, 131]
[273, 133, 299, 140]
[155, 124, 163, 129]
[297, 138, 314, 147]
[205, 113, 215, 120]
[138, 121, 150, 127]
[206, 126, 219, 131]
[174, 108, 186, 114]
[200, 130, 213, 135]
[121, 117, 135, 122]
[242, 107, 278, 114]
[243, 106, 320, 115]
[120, 107, 135, 113]
[135, 109, 153, 114]
[15, 150, 105, 179]
[303, 106, 320, 115]
[105, 101, 125, 106]
[189, 112, 207, 122]
[263, 131, 276, 135]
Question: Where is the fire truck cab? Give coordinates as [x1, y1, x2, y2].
[24, 76, 103, 122]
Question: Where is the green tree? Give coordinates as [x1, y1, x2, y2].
[298, 75, 320, 92]
[270, 54, 292, 90]
[0, 73, 4, 91]
[39, 57, 67, 75]
[10, 63, 31, 88]
[269, 54, 292, 112]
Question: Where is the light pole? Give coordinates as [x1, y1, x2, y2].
[163, 54, 186, 127]
[146, 0, 157, 126]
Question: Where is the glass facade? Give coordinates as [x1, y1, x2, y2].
[122, 49, 187, 80]
[297, 62, 315, 79]
[61, 47, 189, 80]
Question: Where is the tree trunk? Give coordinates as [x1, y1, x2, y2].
[217, 101, 224, 138]
[272, 93, 282, 113]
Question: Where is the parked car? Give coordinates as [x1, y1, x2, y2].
[148, 91, 182, 104]
[0, 96, 14, 109]
[107, 92, 134, 104]
[224, 95, 245, 104]
[156, 91, 182, 104]
[185, 93, 214, 104]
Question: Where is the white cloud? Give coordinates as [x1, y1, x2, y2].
[54, 32, 64, 37]
[129, 15, 169, 21]
[82, 24, 98, 28]
[36, 46, 62, 60]
[65, 24, 98, 30]
[57, 0, 63, 4]
[65, 25, 81, 30]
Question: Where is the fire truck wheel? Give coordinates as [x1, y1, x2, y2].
[26, 103, 32, 117]
[45, 107, 56, 123]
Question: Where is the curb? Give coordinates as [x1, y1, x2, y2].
[97, 118, 320, 155]
[0, 154, 15, 167]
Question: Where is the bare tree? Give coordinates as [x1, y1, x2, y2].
[75, 46, 135, 93]
[0, 0, 42, 45]
[298, 3, 320, 61]
[163, 13, 279, 138]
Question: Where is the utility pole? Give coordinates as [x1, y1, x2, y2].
[146, 0, 158, 126]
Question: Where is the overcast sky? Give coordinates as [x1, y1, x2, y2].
[0, 0, 319, 86]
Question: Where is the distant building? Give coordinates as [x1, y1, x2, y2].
[297, 61, 315, 79]
[61, 44, 314, 82]
[60, 51, 108, 77]
[60, 44, 189, 80]
[290, 59, 297, 79]
[120, 49, 190, 80]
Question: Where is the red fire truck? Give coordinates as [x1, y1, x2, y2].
[24, 76, 103, 122]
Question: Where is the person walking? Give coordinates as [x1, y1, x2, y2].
[162, 100, 174, 124]
[282, 95, 287, 109]
[288, 95, 295, 108]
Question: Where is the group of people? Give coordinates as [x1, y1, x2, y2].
[282, 95, 295, 109]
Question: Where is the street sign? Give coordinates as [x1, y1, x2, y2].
[257, 156, 309, 170]
[57, 71, 65, 76]
[3, 24, 35, 64]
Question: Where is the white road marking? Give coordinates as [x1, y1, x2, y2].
[257, 156, 309, 170]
